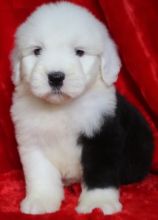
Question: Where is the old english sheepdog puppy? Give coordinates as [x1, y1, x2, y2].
[10, 1, 153, 215]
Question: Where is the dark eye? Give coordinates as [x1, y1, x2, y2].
[75, 49, 85, 57]
[33, 47, 42, 56]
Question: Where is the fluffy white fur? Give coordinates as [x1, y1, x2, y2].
[11, 1, 121, 215]
[77, 187, 122, 215]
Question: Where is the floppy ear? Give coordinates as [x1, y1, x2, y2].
[101, 36, 121, 86]
[10, 47, 21, 86]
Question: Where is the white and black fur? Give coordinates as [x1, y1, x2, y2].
[76, 93, 153, 214]
[10, 2, 153, 215]
[79, 93, 153, 188]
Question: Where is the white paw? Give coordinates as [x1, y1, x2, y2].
[76, 187, 122, 215]
[21, 194, 62, 214]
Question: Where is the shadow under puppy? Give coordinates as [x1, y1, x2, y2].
[10, 1, 153, 215]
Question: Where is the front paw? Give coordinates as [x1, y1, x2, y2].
[76, 188, 122, 215]
[21, 193, 63, 214]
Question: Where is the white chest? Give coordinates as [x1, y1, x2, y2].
[37, 111, 83, 183]
[12, 85, 116, 183]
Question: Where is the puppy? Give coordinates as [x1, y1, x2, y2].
[10, 1, 153, 215]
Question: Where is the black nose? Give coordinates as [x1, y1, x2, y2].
[48, 71, 65, 88]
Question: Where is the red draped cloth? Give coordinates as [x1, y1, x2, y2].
[0, 0, 158, 219]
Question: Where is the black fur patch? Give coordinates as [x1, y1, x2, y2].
[78, 93, 154, 190]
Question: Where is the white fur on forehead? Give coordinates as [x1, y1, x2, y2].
[15, 2, 108, 53]
[13, 1, 121, 87]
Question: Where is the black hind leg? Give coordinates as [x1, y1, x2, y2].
[117, 93, 154, 185]
[120, 119, 153, 185]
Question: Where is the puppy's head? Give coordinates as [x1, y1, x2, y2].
[11, 2, 121, 104]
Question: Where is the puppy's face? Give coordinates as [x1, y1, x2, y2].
[12, 3, 121, 104]
[18, 35, 100, 103]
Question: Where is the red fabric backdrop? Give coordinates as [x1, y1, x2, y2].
[0, 0, 158, 219]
